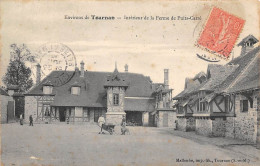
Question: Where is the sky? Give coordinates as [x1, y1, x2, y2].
[0, 0, 259, 96]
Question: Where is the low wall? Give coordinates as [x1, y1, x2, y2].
[177, 118, 187, 131]
[212, 118, 226, 137]
[177, 117, 195, 131]
[186, 117, 195, 131]
[225, 93, 258, 144]
[196, 118, 212, 136]
[157, 111, 176, 127]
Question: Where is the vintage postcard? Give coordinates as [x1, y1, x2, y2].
[0, 0, 259, 165]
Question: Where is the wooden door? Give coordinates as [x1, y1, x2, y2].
[7, 101, 15, 123]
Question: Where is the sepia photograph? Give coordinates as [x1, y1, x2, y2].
[0, 0, 259, 165]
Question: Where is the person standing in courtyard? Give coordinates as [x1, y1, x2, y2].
[20, 114, 23, 125]
[29, 115, 33, 126]
[98, 115, 105, 134]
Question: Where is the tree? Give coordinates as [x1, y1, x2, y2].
[2, 44, 35, 92]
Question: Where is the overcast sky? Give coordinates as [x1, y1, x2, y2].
[0, 0, 258, 96]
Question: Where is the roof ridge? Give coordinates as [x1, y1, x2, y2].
[229, 46, 260, 64]
[223, 50, 259, 92]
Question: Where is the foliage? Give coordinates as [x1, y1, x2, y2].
[2, 44, 35, 92]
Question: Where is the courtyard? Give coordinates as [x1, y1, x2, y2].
[1, 123, 260, 166]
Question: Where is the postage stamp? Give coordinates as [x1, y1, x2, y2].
[196, 7, 245, 59]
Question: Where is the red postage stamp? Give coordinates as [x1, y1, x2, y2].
[197, 7, 245, 58]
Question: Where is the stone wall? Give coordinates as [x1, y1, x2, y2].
[212, 118, 226, 137]
[186, 117, 195, 131]
[177, 118, 187, 131]
[157, 111, 176, 127]
[24, 96, 38, 123]
[1, 95, 13, 123]
[106, 87, 126, 126]
[225, 93, 258, 143]
[196, 118, 212, 136]
[107, 87, 125, 112]
[177, 117, 195, 131]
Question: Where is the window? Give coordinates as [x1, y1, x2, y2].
[197, 98, 206, 112]
[240, 100, 248, 112]
[43, 86, 53, 94]
[43, 105, 51, 117]
[197, 101, 199, 112]
[113, 93, 119, 105]
[71, 87, 80, 95]
[179, 106, 183, 114]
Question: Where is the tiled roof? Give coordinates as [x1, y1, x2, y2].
[216, 46, 260, 93]
[226, 52, 259, 93]
[173, 46, 259, 100]
[26, 70, 155, 108]
[173, 79, 201, 99]
[193, 71, 206, 83]
[0, 87, 9, 96]
[104, 68, 128, 87]
[199, 64, 238, 91]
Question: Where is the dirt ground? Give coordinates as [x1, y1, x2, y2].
[1, 123, 260, 166]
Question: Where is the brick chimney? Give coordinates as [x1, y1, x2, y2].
[238, 35, 258, 56]
[124, 64, 128, 72]
[80, 61, 85, 77]
[36, 63, 41, 85]
[164, 69, 169, 89]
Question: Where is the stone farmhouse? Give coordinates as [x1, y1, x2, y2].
[173, 35, 259, 144]
[24, 63, 175, 127]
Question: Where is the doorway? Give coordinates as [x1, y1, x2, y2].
[125, 111, 143, 126]
[59, 107, 66, 122]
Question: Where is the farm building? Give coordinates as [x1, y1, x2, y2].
[173, 35, 260, 144]
[24, 63, 175, 127]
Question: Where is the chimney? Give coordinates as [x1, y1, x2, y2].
[36, 63, 41, 85]
[80, 61, 85, 77]
[124, 64, 128, 72]
[237, 35, 258, 56]
[164, 69, 169, 89]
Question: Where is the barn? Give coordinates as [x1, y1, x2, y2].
[24, 63, 174, 126]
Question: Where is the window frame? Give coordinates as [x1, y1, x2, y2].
[240, 100, 249, 112]
[71, 86, 80, 95]
[43, 86, 53, 94]
[113, 93, 119, 105]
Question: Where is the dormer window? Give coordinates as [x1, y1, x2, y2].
[71, 86, 80, 95]
[43, 86, 53, 94]
[71, 81, 81, 95]
[42, 81, 53, 95]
